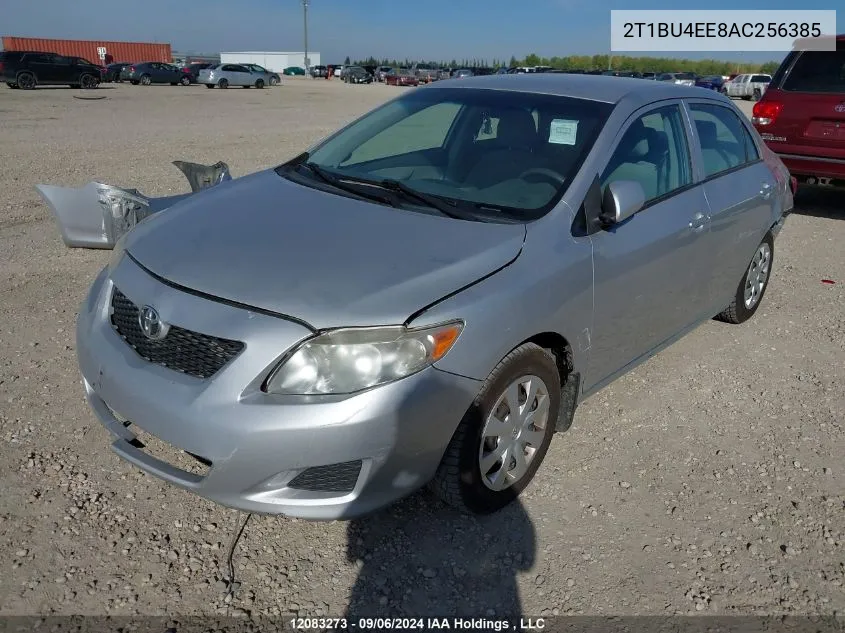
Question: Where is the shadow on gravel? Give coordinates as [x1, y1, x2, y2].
[792, 187, 845, 220]
[344, 493, 535, 620]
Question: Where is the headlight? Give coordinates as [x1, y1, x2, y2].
[264, 321, 463, 395]
[96, 184, 153, 245]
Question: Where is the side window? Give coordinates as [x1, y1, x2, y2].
[601, 105, 692, 204]
[341, 102, 463, 165]
[689, 104, 758, 178]
[52, 55, 71, 66]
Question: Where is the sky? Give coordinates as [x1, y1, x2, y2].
[3, 0, 842, 65]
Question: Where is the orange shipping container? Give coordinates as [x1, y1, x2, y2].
[1, 37, 172, 65]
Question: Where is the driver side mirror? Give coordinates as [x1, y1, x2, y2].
[600, 180, 645, 225]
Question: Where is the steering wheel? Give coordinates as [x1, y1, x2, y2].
[518, 167, 566, 186]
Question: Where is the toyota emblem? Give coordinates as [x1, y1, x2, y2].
[138, 305, 169, 340]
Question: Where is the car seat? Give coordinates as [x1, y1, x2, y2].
[463, 108, 539, 188]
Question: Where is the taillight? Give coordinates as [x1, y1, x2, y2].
[790, 176, 797, 195]
[129, 66, 136, 72]
[752, 101, 782, 126]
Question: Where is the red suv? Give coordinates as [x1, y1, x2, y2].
[751, 35, 845, 189]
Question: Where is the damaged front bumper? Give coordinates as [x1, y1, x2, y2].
[35, 160, 231, 249]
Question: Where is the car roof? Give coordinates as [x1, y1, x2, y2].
[422, 73, 729, 105]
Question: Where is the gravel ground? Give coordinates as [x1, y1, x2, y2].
[0, 79, 842, 619]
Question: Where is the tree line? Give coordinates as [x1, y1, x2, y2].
[348, 54, 781, 75]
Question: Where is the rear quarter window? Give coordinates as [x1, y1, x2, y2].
[781, 49, 845, 93]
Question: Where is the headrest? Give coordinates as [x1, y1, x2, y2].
[645, 128, 669, 155]
[495, 109, 538, 150]
[618, 119, 649, 159]
[696, 120, 719, 148]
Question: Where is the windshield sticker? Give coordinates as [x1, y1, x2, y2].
[549, 119, 578, 145]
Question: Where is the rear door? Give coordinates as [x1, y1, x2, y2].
[686, 100, 775, 314]
[27, 53, 62, 83]
[763, 47, 845, 162]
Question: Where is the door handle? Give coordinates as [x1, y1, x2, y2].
[688, 212, 709, 231]
[759, 182, 774, 199]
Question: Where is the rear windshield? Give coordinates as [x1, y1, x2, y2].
[782, 50, 845, 93]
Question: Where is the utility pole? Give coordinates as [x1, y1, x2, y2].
[302, 0, 310, 75]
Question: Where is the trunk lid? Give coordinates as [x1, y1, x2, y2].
[124, 170, 526, 329]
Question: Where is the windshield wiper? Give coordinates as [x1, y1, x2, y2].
[376, 179, 479, 221]
[297, 162, 397, 206]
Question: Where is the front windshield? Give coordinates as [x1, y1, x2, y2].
[297, 87, 613, 219]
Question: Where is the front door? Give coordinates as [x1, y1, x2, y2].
[585, 102, 713, 391]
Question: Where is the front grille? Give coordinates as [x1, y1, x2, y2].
[288, 460, 362, 493]
[110, 287, 244, 379]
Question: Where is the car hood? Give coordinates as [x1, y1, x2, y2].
[124, 169, 526, 329]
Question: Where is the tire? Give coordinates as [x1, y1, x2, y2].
[752, 88, 762, 101]
[140, 74, 152, 86]
[218, 78, 229, 89]
[80, 74, 98, 89]
[205, 84, 214, 89]
[6, 82, 19, 89]
[180, 76, 190, 86]
[269, 76, 279, 86]
[255, 79, 265, 89]
[130, 80, 139, 85]
[429, 343, 561, 514]
[716, 232, 774, 325]
[16, 71, 36, 90]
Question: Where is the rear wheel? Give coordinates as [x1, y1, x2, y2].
[218, 78, 229, 89]
[80, 73, 98, 89]
[752, 88, 762, 101]
[16, 72, 36, 90]
[716, 233, 774, 325]
[180, 76, 190, 86]
[429, 343, 560, 514]
[205, 84, 214, 89]
[140, 74, 152, 86]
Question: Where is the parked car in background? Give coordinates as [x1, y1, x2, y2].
[414, 64, 439, 83]
[752, 35, 845, 189]
[657, 72, 697, 86]
[344, 66, 373, 84]
[104, 62, 130, 83]
[385, 68, 419, 86]
[74, 74, 793, 520]
[602, 70, 642, 78]
[333, 65, 345, 78]
[374, 66, 392, 82]
[725, 73, 771, 101]
[1, 51, 101, 89]
[310, 65, 328, 78]
[641, 71, 656, 80]
[695, 75, 725, 91]
[181, 62, 214, 84]
[284, 66, 306, 76]
[242, 63, 280, 86]
[452, 69, 474, 79]
[126, 62, 191, 86]
[198, 64, 271, 88]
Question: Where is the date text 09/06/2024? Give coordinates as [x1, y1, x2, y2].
[289, 617, 548, 631]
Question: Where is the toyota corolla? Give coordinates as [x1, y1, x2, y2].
[76, 74, 795, 520]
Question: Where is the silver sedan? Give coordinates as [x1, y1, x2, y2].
[74, 75, 795, 520]
[198, 63, 269, 89]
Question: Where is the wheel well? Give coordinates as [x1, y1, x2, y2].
[520, 332, 573, 381]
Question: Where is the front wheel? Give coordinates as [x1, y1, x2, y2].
[180, 76, 190, 86]
[80, 74, 99, 89]
[716, 233, 774, 324]
[218, 78, 228, 89]
[752, 88, 762, 101]
[429, 343, 561, 514]
[269, 76, 279, 86]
